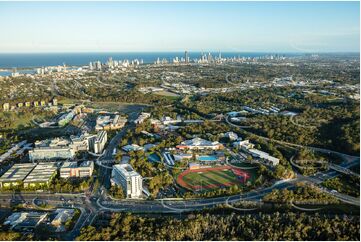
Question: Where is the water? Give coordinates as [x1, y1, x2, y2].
[0, 69, 35, 76]
[0, 52, 299, 69]
[197, 155, 218, 162]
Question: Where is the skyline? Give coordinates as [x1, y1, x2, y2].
[0, 1, 360, 53]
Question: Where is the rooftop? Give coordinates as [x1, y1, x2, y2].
[0, 163, 36, 183]
[23, 162, 58, 183]
[34, 137, 71, 149]
[113, 164, 141, 178]
[62, 160, 93, 169]
[182, 137, 218, 147]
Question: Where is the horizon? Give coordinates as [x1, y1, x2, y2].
[0, 51, 359, 54]
[0, 1, 359, 53]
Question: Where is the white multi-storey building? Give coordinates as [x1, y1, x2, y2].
[111, 164, 143, 199]
[94, 131, 107, 154]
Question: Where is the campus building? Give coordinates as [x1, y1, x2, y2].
[57, 111, 75, 126]
[69, 133, 97, 152]
[234, 140, 279, 166]
[111, 164, 143, 199]
[248, 149, 280, 166]
[23, 162, 58, 188]
[134, 112, 151, 124]
[233, 140, 255, 150]
[95, 115, 127, 131]
[29, 138, 76, 161]
[60, 161, 94, 178]
[51, 209, 74, 232]
[0, 162, 59, 189]
[4, 212, 47, 230]
[176, 137, 223, 150]
[94, 130, 107, 154]
[0, 163, 36, 188]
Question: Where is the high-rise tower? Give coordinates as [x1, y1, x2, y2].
[185, 51, 189, 64]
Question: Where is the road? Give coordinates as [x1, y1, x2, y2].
[0, 155, 358, 240]
[95, 110, 139, 190]
[96, 158, 360, 213]
[224, 114, 359, 162]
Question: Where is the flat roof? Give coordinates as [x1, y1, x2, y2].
[113, 164, 141, 178]
[61, 160, 93, 169]
[23, 163, 58, 183]
[0, 163, 36, 183]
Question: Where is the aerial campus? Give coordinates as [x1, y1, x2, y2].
[0, 1, 360, 242]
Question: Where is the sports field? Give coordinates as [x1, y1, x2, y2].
[177, 166, 251, 191]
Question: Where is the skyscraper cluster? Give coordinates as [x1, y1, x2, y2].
[89, 57, 143, 71]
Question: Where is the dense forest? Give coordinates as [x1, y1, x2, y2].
[76, 212, 359, 241]
[184, 87, 360, 155]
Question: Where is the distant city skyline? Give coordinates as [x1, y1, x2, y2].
[0, 1, 359, 53]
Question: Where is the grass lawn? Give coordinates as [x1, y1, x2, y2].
[180, 168, 245, 191]
[229, 162, 258, 181]
[88, 101, 150, 113]
[153, 91, 180, 98]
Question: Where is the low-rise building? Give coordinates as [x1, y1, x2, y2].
[224, 132, 238, 141]
[111, 164, 143, 199]
[233, 140, 255, 150]
[51, 209, 74, 232]
[60, 161, 94, 178]
[4, 212, 47, 230]
[134, 112, 151, 124]
[176, 137, 223, 150]
[248, 149, 280, 166]
[95, 115, 127, 131]
[173, 153, 193, 161]
[0, 163, 36, 188]
[163, 152, 175, 166]
[161, 116, 182, 125]
[23, 162, 58, 188]
[29, 138, 76, 161]
[122, 144, 143, 152]
[234, 140, 279, 166]
[58, 111, 75, 126]
[0, 140, 27, 163]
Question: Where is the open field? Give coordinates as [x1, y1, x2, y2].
[177, 165, 252, 191]
[87, 101, 151, 114]
[153, 90, 180, 97]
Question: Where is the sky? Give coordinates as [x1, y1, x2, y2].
[0, 1, 359, 53]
